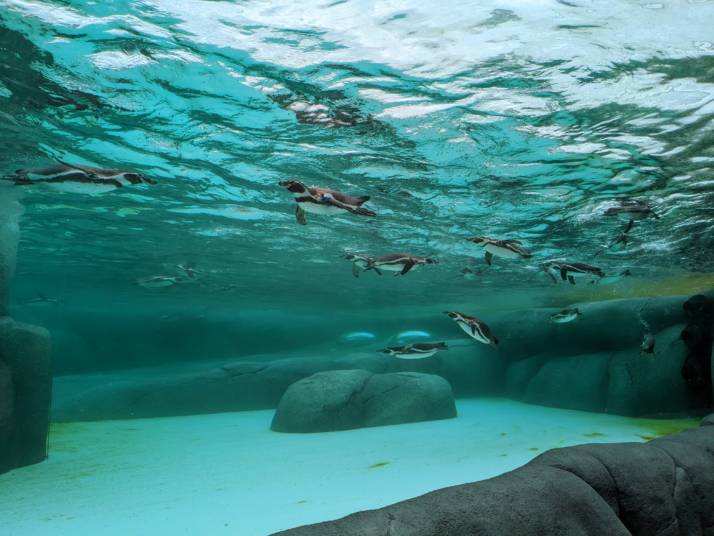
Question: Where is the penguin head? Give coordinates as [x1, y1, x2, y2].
[468, 236, 488, 245]
[443, 311, 459, 319]
[279, 180, 307, 193]
[425, 257, 438, 264]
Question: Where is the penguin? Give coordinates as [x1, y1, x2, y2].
[378, 342, 448, 359]
[550, 308, 583, 324]
[365, 253, 437, 276]
[638, 309, 656, 355]
[541, 261, 604, 285]
[136, 275, 184, 288]
[467, 237, 532, 266]
[279, 180, 375, 224]
[343, 253, 373, 277]
[605, 200, 658, 244]
[6, 163, 155, 194]
[444, 311, 499, 347]
[605, 200, 658, 221]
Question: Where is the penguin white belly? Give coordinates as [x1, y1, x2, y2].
[551, 314, 578, 324]
[375, 263, 405, 272]
[298, 202, 344, 216]
[457, 320, 488, 343]
[485, 244, 520, 259]
[394, 349, 437, 359]
[570, 271, 599, 281]
[45, 182, 119, 195]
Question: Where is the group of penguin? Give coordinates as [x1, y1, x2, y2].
[277, 178, 659, 359]
[2, 162, 657, 360]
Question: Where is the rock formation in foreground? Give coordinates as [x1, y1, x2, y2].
[274, 415, 714, 536]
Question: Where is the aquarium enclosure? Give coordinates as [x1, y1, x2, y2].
[1, 1, 714, 535]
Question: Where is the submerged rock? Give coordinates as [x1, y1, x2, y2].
[0, 317, 52, 474]
[271, 370, 456, 433]
[507, 324, 692, 416]
[0, 190, 23, 316]
[274, 416, 714, 536]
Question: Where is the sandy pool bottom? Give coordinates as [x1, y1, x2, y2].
[0, 398, 699, 536]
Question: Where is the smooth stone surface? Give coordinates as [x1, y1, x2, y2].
[0, 317, 52, 474]
[507, 324, 691, 416]
[271, 370, 456, 433]
[275, 415, 714, 536]
[271, 370, 373, 433]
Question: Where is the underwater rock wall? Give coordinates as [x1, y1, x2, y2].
[50, 293, 713, 421]
[507, 323, 692, 415]
[0, 189, 23, 315]
[0, 318, 52, 475]
[274, 414, 714, 536]
[52, 345, 501, 422]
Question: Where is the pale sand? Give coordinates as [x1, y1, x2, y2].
[0, 399, 698, 536]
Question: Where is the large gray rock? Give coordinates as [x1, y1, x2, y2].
[0, 317, 52, 474]
[274, 416, 714, 536]
[507, 324, 692, 416]
[271, 370, 456, 433]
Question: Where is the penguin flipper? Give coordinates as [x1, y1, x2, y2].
[295, 205, 307, 225]
[547, 271, 558, 284]
[560, 267, 569, 281]
[374, 268, 382, 276]
[401, 261, 415, 275]
[568, 276, 576, 285]
[351, 264, 360, 278]
[624, 219, 635, 234]
[484, 252, 493, 266]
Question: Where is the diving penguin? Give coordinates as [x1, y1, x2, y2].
[378, 342, 448, 359]
[343, 253, 372, 278]
[467, 236, 532, 266]
[279, 180, 375, 225]
[365, 253, 437, 276]
[444, 311, 499, 347]
[541, 261, 604, 285]
[6, 163, 156, 194]
[550, 308, 583, 324]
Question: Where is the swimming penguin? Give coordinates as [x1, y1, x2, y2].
[605, 199, 658, 221]
[279, 180, 375, 225]
[641, 332, 656, 355]
[136, 275, 184, 288]
[550, 308, 583, 324]
[467, 237, 532, 266]
[443, 311, 498, 347]
[365, 253, 437, 276]
[343, 253, 373, 278]
[378, 342, 448, 359]
[542, 261, 604, 285]
[6, 163, 155, 194]
[638, 309, 655, 355]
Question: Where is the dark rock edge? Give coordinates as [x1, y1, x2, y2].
[274, 414, 714, 536]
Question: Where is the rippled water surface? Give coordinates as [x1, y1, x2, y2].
[2, 0, 714, 312]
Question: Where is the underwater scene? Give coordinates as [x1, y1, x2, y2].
[1, 0, 714, 535]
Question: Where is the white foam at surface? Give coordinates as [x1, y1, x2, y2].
[0, 398, 696, 536]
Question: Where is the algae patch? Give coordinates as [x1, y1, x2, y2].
[583, 432, 607, 438]
[635, 418, 700, 440]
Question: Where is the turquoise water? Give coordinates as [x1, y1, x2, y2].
[1, 0, 713, 533]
